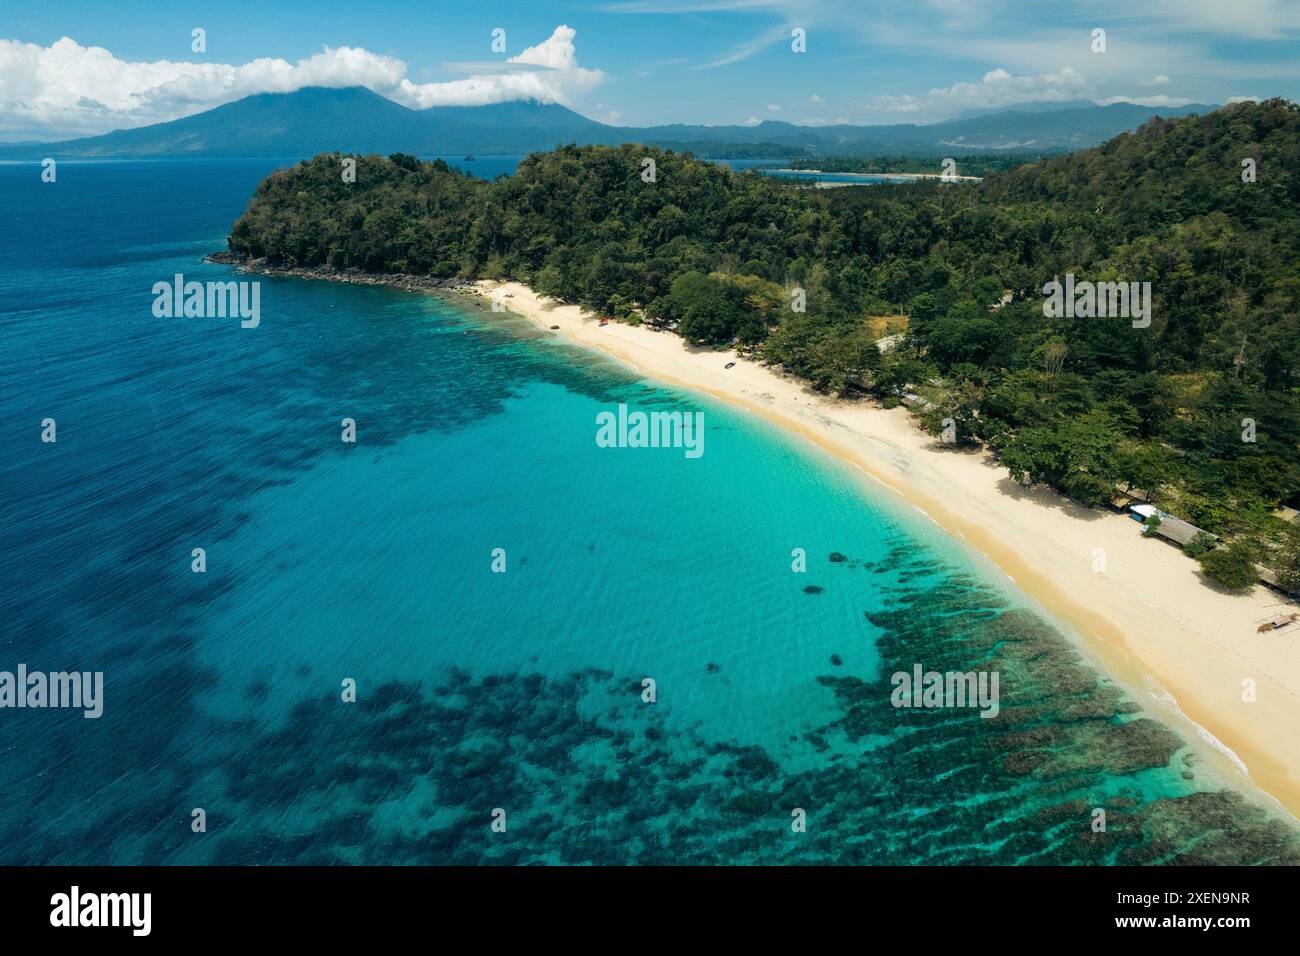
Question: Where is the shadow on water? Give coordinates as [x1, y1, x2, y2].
[3, 158, 1296, 864]
[5, 545, 1296, 865]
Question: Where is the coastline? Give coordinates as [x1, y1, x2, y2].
[772, 168, 984, 181]
[207, 253, 1300, 821]
[466, 278, 1300, 821]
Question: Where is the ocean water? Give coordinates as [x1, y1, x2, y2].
[1, 159, 1297, 865]
[759, 169, 914, 186]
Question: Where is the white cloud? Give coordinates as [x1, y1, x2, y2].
[395, 27, 603, 108]
[928, 66, 1091, 110]
[592, 101, 623, 123]
[695, 22, 792, 69]
[1095, 94, 1195, 108]
[869, 93, 921, 114]
[867, 66, 1205, 122]
[0, 27, 604, 140]
[871, 67, 1083, 115]
[1152, 0, 1300, 40]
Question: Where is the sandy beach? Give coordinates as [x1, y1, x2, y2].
[471, 279, 1300, 820]
[772, 168, 984, 182]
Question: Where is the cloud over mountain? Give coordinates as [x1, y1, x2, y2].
[0, 26, 604, 140]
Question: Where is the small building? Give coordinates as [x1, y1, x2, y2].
[1128, 504, 1217, 549]
[1129, 503, 1164, 520]
[1151, 516, 1215, 548]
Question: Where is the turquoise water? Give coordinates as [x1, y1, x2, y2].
[1, 159, 1297, 864]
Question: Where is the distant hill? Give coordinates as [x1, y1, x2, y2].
[923, 102, 1216, 151]
[0, 86, 1217, 159]
[0, 87, 608, 158]
[953, 99, 1101, 118]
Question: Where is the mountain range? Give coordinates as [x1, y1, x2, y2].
[0, 86, 1216, 159]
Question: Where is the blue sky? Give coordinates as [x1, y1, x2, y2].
[2, 0, 1297, 139]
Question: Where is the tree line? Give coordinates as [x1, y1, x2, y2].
[227, 100, 1300, 593]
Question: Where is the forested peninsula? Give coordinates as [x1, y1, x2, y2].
[226, 99, 1300, 591]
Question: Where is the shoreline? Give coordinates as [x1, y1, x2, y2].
[772, 168, 984, 181]
[466, 278, 1300, 822]
[209, 254, 1300, 821]
[203, 253, 478, 292]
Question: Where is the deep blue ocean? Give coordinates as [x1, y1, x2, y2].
[1, 158, 1297, 864]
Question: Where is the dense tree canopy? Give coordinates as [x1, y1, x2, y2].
[228, 99, 1300, 588]
[786, 154, 1044, 177]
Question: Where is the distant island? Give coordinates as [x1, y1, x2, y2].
[0, 86, 1215, 160]
[222, 100, 1300, 596]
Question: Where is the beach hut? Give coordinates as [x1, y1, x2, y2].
[1128, 505, 1217, 549]
[1153, 516, 1213, 548]
[1129, 503, 1166, 522]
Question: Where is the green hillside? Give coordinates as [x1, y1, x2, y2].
[226, 99, 1300, 591]
[2, 86, 1212, 159]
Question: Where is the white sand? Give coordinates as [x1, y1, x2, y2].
[471, 280, 1300, 818]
